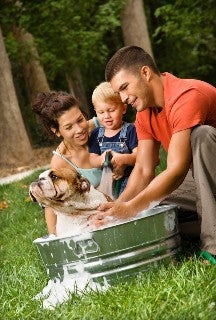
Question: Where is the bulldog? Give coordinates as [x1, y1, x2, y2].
[29, 167, 112, 237]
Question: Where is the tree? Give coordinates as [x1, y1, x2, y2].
[20, 0, 125, 105]
[13, 28, 50, 104]
[65, 67, 88, 110]
[1, 0, 125, 111]
[151, 0, 216, 84]
[120, 0, 154, 57]
[0, 26, 33, 168]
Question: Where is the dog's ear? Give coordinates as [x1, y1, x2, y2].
[51, 167, 91, 192]
[79, 177, 90, 192]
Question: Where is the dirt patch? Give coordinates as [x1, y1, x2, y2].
[0, 146, 55, 179]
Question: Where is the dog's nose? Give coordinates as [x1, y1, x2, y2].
[38, 177, 46, 187]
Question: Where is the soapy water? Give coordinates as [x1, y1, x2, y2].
[97, 151, 114, 200]
[33, 203, 162, 310]
[97, 166, 114, 200]
[34, 263, 110, 310]
[34, 232, 110, 309]
[33, 156, 161, 310]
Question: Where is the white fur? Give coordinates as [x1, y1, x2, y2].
[30, 169, 110, 237]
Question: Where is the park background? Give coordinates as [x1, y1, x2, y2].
[0, 0, 215, 175]
[1, 1, 216, 319]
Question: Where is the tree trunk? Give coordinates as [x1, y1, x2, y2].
[66, 67, 89, 116]
[14, 28, 50, 104]
[120, 0, 154, 58]
[0, 26, 33, 168]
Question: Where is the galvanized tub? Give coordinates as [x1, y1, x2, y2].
[33, 205, 181, 285]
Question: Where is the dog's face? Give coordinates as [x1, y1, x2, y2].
[29, 167, 91, 209]
[30, 167, 113, 237]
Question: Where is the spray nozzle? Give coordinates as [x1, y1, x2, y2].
[102, 151, 113, 169]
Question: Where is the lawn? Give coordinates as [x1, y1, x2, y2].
[0, 170, 215, 320]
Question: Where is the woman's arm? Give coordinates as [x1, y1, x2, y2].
[45, 207, 57, 235]
[89, 151, 108, 168]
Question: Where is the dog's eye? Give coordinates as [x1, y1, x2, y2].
[50, 172, 58, 181]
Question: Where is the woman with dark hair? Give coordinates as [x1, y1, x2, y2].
[32, 91, 102, 235]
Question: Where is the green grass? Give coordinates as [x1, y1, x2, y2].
[156, 147, 167, 175]
[0, 171, 216, 319]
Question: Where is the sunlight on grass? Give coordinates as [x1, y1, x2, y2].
[1, 170, 216, 319]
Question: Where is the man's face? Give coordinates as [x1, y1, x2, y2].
[110, 68, 152, 112]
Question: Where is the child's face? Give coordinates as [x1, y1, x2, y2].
[94, 100, 126, 130]
[55, 106, 89, 146]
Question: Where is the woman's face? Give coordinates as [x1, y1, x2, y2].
[56, 107, 89, 146]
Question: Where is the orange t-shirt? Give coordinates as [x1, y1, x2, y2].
[135, 72, 216, 151]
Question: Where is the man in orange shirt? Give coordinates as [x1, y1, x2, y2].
[95, 46, 216, 264]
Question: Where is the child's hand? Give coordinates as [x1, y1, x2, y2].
[100, 150, 110, 167]
[112, 167, 125, 180]
[111, 151, 126, 167]
[111, 151, 126, 179]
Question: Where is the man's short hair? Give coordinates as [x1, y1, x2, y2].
[105, 46, 160, 81]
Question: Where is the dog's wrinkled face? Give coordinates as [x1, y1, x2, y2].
[29, 167, 90, 208]
[29, 167, 113, 237]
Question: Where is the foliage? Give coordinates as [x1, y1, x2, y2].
[1, 0, 215, 87]
[151, 0, 216, 84]
[155, 146, 167, 175]
[1, 0, 215, 148]
[0, 0, 126, 145]
[1, 0, 125, 88]
[1, 172, 216, 319]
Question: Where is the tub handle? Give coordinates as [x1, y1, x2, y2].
[74, 238, 100, 258]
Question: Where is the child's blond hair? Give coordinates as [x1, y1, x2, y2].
[92, 81, 123, 107]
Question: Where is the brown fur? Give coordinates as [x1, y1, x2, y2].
[29, 167, 112, 236]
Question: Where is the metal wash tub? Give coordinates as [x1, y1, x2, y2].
[33, 205, 181, 285]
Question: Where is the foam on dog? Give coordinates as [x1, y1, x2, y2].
[29, 167, 112, 237]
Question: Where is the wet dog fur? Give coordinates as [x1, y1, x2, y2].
[29, 167, 112, 237]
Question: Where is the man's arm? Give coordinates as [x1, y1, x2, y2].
[96, 129, 192, 220]
[117, 139, 160, 201]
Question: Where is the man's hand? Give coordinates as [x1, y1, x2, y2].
[88, 201, 138, 228]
